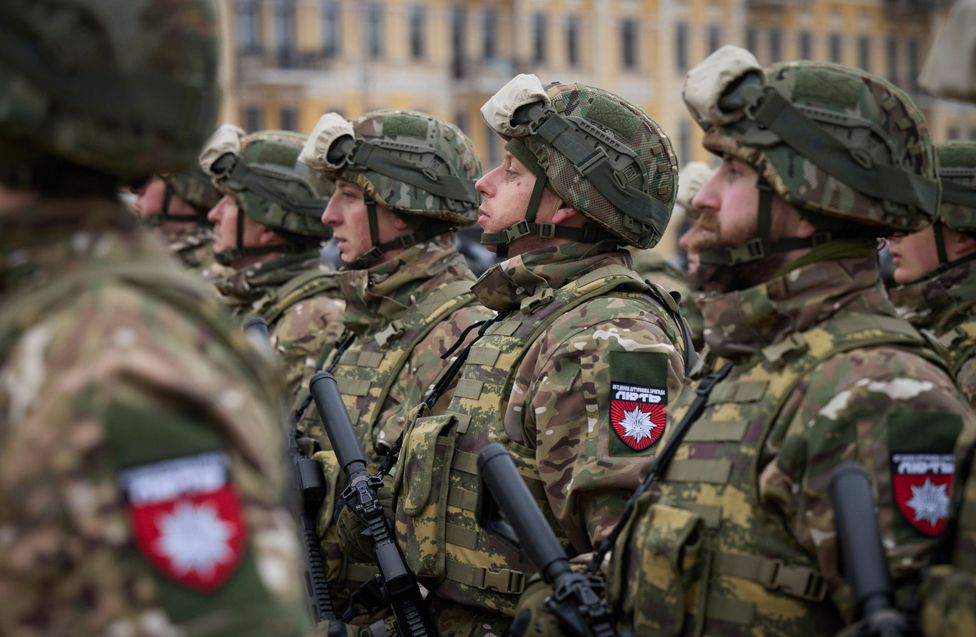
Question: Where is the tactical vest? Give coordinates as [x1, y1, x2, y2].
[935, 319, 976, 379]
[608, 311, 946, 637]
[256, 267, 342, 328]
[394, 264, 684, 623]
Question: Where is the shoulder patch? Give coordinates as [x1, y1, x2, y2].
[119, 451, 246, 591]
[891, 452, 953, 536]
[609, 350, 668, 454]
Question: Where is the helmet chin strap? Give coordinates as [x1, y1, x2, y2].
[155, 181, 208, 224]
[698, 176, 832, 266]
[213, 202, 293, 266]
[345, 194, 454, 270]
[479, 173, 615, 258]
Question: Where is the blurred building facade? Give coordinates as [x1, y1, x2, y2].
[218, 0, 975, 171]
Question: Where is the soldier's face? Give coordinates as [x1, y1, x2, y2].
[689, 157, 759, 252]
[207, 194, 268, 255]
[887, 225, 976, 284]
[321, 178, 406, 264]
[475, 152, 563, 253]
[132, 176, 197, 221]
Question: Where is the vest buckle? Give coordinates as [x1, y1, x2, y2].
[759, 558, 827, 602]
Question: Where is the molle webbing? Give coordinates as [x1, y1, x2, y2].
[257, 269, 341, 327]
[936, 320, 976, 377]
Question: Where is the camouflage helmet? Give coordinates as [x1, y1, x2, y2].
[300, 109, 481, 268]
[0, 0, 219, 185]
[937, 141, 976, 232]
[155, 166, 222, 222]
[200, 125, 332, 239]
[684, 47, 939, 251]
[480, 74, 679, 250]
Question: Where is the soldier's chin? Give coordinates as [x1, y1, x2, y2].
[690, 253, 790, 294]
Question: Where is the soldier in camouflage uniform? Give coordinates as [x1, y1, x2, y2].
[199, 125, 345, 397]
[573, 47, 976, 637]
[0, 1, 312, 634]
[888, 142, 976, 406]
[296, 109, 491, 621]
[132, 168, 223, 279]
[358, 75, 691, 636]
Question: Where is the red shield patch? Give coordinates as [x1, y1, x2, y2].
[610, 381, 667, 451]
[891, 453, 954, 536]
[120, 452, 247, 591]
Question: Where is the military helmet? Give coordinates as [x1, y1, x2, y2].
[675, 161, 715, 221]
[0, 0, 219, 183]
[301, 109, 481, 225]
[200, 125, 332, 239]
[684, 46, 938, 236]
[936, 141, 976, 232]
[480, 74, 679, 250]
[160, 167, 222, 218]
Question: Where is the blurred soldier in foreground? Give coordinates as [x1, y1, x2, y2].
[131, 168, 223, 279]
[297, 109, 490, 622]
[200, 125, 345, 397]
[597, 48, 974, 636]
[0, 1, 311, 635]
[364, 75, 689, 635]
[889, 142, 976, 405]
[917, 3, 976, 634]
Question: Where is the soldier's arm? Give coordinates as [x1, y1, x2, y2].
[510, 310, 685, 554]
[760, 348, 971, 621]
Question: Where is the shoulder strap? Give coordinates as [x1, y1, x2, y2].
[259, 268, 342, 326]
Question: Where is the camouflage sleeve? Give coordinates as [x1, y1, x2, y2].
[377, 303, 494, 452]
[507, 300, 686, 553]
[0, 285, 311, 636]
[956, 356, 976, 409]
[759, 347, 972, 619]
[272, 295, 345, 399]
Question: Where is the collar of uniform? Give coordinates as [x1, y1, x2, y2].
[700, 254, 893, 359]
[213, 250, 321, 310]
[163, 221, 212, 251]
[337, 234, 467, 335]
[890, 257, 976, 334]
[1, 196, 147, 295]
[472, 241, 626, 312]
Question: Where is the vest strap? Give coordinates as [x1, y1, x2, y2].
[705, 593, 756, 625]
[447, 485, 479, 511]
[346, 562, 378, 583]
[712, 551, 827, 602]
[444, 558, 527, 594]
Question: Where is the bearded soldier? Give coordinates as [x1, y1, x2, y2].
[581, 48, 976, 637]
[199, 125, 345, 397]
[0, 1, 311, 634]
[348, 76, 691, 636]
[296, 109, 491, 622]
[131, 168, 223, 279]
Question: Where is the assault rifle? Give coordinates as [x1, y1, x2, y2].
[477, 443, 618, 637]
[830, 463, 916, 637]
[243, 317, 335, 622]
[308, 370, 439, 637]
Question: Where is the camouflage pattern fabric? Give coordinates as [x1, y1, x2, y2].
[296, 234, 491, 621]
[213, 250, 344, 398]
[159, 221, 220, 279]
[627, 247, 704, 349]
[608, 255, 974, 636]
[0, 198, 311, 636]
[389, 241, 687, 636]
[890, 259, 976, 407]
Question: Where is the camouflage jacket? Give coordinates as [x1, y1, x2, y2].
[391, 242, 687, 635]
[0, 198, 311, 636]
[628, 247, 704, 350]
[890, 257, 976, 406]
[163, 221, 218, 277]
[214, 250, 344, 398]
[298, 235, 490, 618]
[608, 255, 974, 637]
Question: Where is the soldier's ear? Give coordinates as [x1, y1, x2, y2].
[950, 228, 976, 258]
[552, 204, 581, 225]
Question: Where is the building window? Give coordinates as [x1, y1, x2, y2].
[244, 107, 262, 132]
[367, 2, 383, 60]
[532, 13, 547, 64]
[858, 35, 871, 72]
[409, 5, 426, 60]
[708, 25, 722, 53]
[829, 33, 843, 63]
[451, 6, 466, 78]
[567, 14, 580, 68]
[886, 36, 899, 85]
[280, 107, 297, 131]
[799, 31, 812, 59]
[676, 22, 688, 71]
[746, 27, 757, 56]
[679, 119, 691, 165]
[274, 0, 296, 67]
[621, 18, 638, 70]
[236, 0, 262, 53]
[482, 8, 497, 60]
[768, 28, 782, 62]
[908, 37, 920, 92]
[322, 0, 341, 58]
